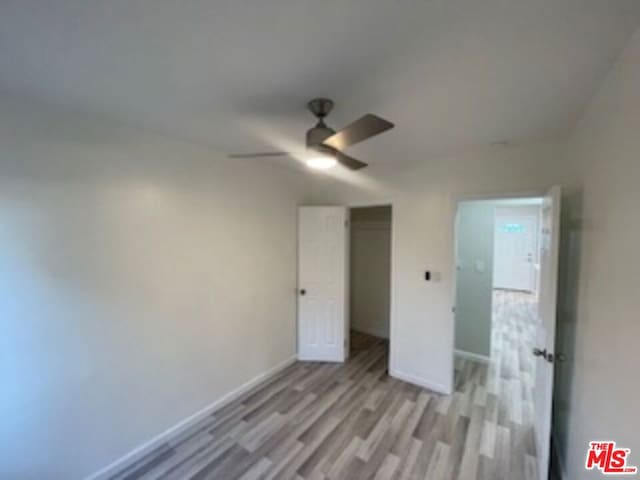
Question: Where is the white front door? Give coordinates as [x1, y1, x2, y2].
[493, 210, 539, 291]
[297, 206, 347, 362]
[533, 186, 561, 480]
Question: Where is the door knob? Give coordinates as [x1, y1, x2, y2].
[299, 289, 306, 296]
[533, 347, 555, 363]
[533, 347, 547, 358]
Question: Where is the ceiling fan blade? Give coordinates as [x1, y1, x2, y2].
[322, 114, 394, 150]
[228, 151, 293, 158]
[335, 151, 368, 170]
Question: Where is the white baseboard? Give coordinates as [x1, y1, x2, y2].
[390, 368, 451, 395]
[297, 355, 344, 362]
[85, 355, 297, 480]
[455, 349, 490, 364]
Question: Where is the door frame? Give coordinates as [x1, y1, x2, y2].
[347, 201, 395, 370]
[449, 188, 552, 466]
[449, 189, 545, 388]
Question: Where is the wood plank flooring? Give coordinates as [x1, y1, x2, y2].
[109, 293, 538, 480]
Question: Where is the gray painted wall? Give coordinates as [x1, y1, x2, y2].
[454, 201, 495, 358]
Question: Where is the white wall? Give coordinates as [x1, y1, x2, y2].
[0, 95, 311, 480]
[308, 141, 565, 392]
[350, 206, 391, 339]
[454, 201, 494, 358]
[554, 27, 640, 479]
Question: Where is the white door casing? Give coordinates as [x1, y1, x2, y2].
[493, 209, 539, 292]
[297, 206, 347, 362]
[533, 186, 561, 480]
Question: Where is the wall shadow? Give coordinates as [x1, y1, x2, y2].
[551, 187, 584, 475]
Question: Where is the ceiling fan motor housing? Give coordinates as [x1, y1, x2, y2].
[306, 98, 336, 149]
[306, 123, 335, 149]
[307, 98, 334, 118]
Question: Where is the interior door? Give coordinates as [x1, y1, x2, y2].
[493, 211, 538, 291]
[533, 186, 561, 480]
[298, 206, 347, 362]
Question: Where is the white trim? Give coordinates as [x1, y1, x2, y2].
[389, 204, 397, 381]
[297, 355, 344, 362]
[85, 355, 297, 480]
[390, 368, 451, 395]
[454, 349, 490, 364]
[453, 189, 546, 203]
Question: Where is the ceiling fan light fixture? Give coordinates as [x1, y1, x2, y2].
[306, 155, 337, 170]
[229, 98, 394, 171]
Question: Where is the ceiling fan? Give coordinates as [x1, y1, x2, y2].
[229, 98, 394, 170]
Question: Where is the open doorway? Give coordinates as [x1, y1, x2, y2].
[348, 205, 392, 363]
[453, 196, 547, 478]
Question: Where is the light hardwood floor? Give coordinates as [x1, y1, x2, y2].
[108, 293, 538, 480]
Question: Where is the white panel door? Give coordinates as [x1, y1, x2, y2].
[533, 186, 561, 480]
[298, 206, 347, 362]
[494, 212, 538, 291]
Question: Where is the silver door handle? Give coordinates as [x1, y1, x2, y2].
[533, 347, 555, 363]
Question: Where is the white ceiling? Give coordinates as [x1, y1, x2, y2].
[1, 0, 639, 165]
